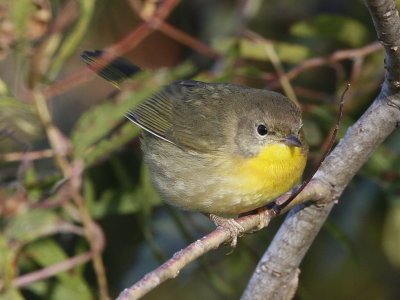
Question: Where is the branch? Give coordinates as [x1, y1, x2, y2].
[114, 80, 343, 300]
[43, 0, 181, 99]
[266, 42, 381, 90]
[12, 221, 104, 288]
[114, 1, 400, 299]
[128, 0, 222, 59]
[0, 149, 55, 162]
[366, 0, 400, 95]
[116, 180, 331, 300]
[13, 251, 95, 288]
[241, 0, 400, 299]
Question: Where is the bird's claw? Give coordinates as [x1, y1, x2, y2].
[209, 214, 245, 247]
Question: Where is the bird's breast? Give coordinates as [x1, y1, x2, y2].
[222, 143, 307, 202]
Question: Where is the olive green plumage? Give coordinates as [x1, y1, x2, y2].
[127, 80, 308, 215]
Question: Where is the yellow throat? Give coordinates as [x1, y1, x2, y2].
[232, 143, 307, 200]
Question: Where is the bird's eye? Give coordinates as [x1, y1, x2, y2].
[257, 124, 268, 136]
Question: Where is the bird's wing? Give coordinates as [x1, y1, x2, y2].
[126, 80, 228, 152]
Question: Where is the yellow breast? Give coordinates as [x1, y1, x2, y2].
[228, 144, 307, 203]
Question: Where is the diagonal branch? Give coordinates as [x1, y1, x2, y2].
[43, 0, 181, 99]
[241, 0, 400, 299]
[116, 180, 331, 300]
[12, 221, 105, 288]
[113, 1, 400, 299]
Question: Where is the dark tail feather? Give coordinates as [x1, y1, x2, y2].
[80, 50, 140, 147]
[81, 50, 141, 88]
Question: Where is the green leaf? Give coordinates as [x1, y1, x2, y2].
[213, 37, 311, 64]
[26, 239, 69, 268]
[88, 184, 161, 219]
[0, 288, 24, 300]
[0, 96, 40, 138]
[71, 73, 155, 165]
[4, 210, 59, 246]
[0, 235, 16, 290]
[72, 64, 196, 166]
[0, 79, 8, 95]
[26, 239, 92, 300]
[240, 39, 311, 64]
[48, 0, 96, 79]
[10, 0, 35, 38]
[291, 15, 369, 47]
[84, 162, 161, 218]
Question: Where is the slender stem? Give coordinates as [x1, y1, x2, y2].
[115, 181, 331, 300]
[267, 42, 381, 90]
[43, 0, 181, 99]
[272, 84, 349, 213]
[0, 149, 55, 162]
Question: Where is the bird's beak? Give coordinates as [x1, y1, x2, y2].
[283, 134, 302, 147]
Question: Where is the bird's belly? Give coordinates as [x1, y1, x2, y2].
[144, 138, 307, 216]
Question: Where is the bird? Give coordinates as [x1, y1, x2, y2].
[82, 51, 308, 245]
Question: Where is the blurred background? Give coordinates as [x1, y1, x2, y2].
[1, 0, 400, 299]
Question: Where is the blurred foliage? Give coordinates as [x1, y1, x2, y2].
[0, 0, 400, 300]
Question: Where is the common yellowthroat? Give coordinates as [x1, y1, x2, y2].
[127, 80, 308, 215]
[82, 51, 308, 229]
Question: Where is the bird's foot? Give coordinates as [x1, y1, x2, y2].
[238, 207, 272, 233]
[254, 207, 271, 231]
[209, 214, 245, 247]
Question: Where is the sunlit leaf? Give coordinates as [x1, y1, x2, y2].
[71, 72, 155, 164]
[26, 239, 92, 300]
[0, 79, 8, 94]
[291, 15, 369, 47]
[0, 288, 24, 300]
[0, 96, 40, 143]
[0, 235, 16, 291]
[47, 0, 95, 79]
[87, 182, 161, 219]
[241, 39, 311, 63]
[213, 37, 311, 64]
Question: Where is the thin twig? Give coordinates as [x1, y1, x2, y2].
[128, 0, 221, 59]
[28, 3, 183, 294]
[115, 180, 331, 300]
[43, 0, 181, 99]
[243, 30, 299, 104]
[158, 22, 222, 59]
[13, 253, 93, 288]
[0, 149, 55, 162]
[0, 129, 32, 153]
[32, 86, 110, 298]
[29, 179, 71, 209]
[13, 222, 104, 288]
[0, 129, 33, 186]
[267, 42, 382, 90]
[68, 162, 110, 299]
[242, 2, 400, 298]
[366, 0, 400, 94]
[272, 84, 349, 213]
